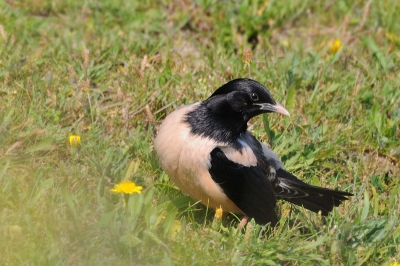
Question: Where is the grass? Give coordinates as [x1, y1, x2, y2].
[1, 0, 399, 265]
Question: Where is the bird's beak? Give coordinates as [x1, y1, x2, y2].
[273, 102, 290, 116]
[257, 102, 290, 116]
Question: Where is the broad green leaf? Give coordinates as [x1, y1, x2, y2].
[311, 175, 321, 187]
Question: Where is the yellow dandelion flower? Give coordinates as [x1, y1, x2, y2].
[389, 262, 399, 266]
[330, 39, 343, 54]
[214, 206, 223, 220]
[69, 135, 81, 147]
[111, 180, 142, 195]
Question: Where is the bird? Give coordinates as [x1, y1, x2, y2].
[154, 78, 352, 227]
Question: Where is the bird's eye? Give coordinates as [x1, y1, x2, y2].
[250, 93, 259, 102]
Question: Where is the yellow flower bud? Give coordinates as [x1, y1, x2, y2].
[69, 135, 81, 147]
[330, 39, 343, 54]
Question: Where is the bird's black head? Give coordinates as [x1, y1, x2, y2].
[206, 78, 290, 120]
[185, 78, 289, 143]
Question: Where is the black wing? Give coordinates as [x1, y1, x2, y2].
[209, 148, 278, 225]
[274, 168, 353, 215]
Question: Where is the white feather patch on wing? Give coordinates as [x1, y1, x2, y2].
[219, 136, 258, 167]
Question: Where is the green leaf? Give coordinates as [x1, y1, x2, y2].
[163, 204, 177, 237]
[361, 190, 370, 221]
[166, 220, 181, 239]
[325, 83, 340, 94]
[294, 235, 327, 251]
[170, 195, 193, 209]
[311, 176, 321, 187]
[128, 193, 144, 218]
[120, 235, 142, 248]
[26, 137, 54, 153]
[283, 152, 301, 168]
[370, 185, 379, 218]
[124, 160, 140, 180]
[371, 103, 382, 132]
[286, 86, 296, 113]
[143, 186, 154, 205]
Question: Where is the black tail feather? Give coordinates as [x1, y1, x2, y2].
[275, 169, 353, 216]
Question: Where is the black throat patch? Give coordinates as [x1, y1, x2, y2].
[184, 103, 248, 144]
